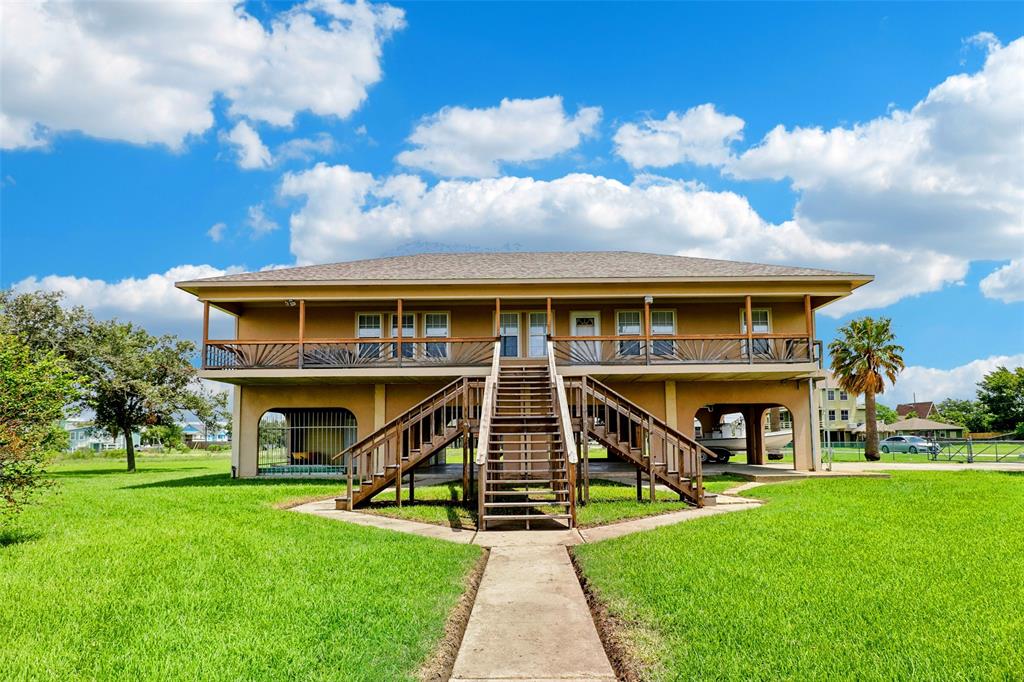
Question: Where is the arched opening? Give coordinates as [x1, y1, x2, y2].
[693, 402, 798, 469]
[258, 407, 357, 476]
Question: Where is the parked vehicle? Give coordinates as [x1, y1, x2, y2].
[879, 435, 940, 455]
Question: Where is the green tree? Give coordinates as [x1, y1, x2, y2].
[141, 423, 185, 451]
[0, 290, 91, 361]
[77, 320, 201, 472]
[828, 318, 905, 461]
[876, 403, 900, 425]
[976, 366, 1024, 433]
[935, 398, 992, 433]
[0, 335, 80, 520]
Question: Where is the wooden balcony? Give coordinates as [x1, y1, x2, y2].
[550, 334, 820, 366]
[203, 337, 497, 370]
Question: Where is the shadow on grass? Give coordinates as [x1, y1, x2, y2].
[0, 527, 42, 548]
[122, 472, 347, 490]
[366, 482, 476, 530]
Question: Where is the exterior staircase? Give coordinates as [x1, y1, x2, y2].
[479, 364, 575, 530]
[564, 376, 708, 505]
[332, 377, 482, 510]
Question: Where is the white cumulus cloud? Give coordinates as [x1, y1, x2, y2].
[980, 260, 1024, 303]
[0, 0, 404, 150]
[246, 204, 279, 236]
[10, 264, 243, 339]
[278, 163, 964, 315]
[222, 121, 272, 169]
[727, 36, 1024, 264]
[396, 96, 601, 178]
[886, 354, 1024, 405]
[614, 104, 745, 168]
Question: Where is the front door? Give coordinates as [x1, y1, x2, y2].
[570, 312, 601, 364]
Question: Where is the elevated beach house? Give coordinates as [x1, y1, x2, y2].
[176, 252, 872, 528]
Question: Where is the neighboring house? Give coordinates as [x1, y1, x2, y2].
[897, 401, 936, 419]
[853, 417, 965, 440]
[176, 251, 871, 528]
[819, 372, 863, 443]
[181, 421, 230, 445]
[62, 418, 141, 452]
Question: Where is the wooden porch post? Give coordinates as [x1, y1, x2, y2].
[298, 300, 305, 369]
[546, 297, 553, 336]
[396, 298, 403, 367]
[804, 294, 814, 362]
[395, 426, 403, 508]
[494, 297, 501, 336]
[201, 301, 209, 370]
[643, 296, 652, 365]
[745, 295, 754, 364]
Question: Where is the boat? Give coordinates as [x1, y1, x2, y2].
[697, 429, 793, 462]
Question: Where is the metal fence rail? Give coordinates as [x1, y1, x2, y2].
[817, 439, 1024, 464]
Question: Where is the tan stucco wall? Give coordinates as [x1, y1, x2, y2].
[233, 375, 819, 476]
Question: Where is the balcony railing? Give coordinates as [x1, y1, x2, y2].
[203, 337, 497, 370]
[550, 334, 818, 366]
[203, 334, 820, 370]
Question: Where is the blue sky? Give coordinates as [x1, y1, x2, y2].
[1, 1, 1022, 403]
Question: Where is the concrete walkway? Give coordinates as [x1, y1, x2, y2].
[450, 545, 615, 682]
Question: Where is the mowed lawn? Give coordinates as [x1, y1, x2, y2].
[574, 471, 1024, 680]
[0, 456, 481, 681]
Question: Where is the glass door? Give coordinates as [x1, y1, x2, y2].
[424, 313, 449, 359]
[528, 312, 548, 358]
[570, 312, 600, 363]
[390, 313, 415, 359]
[499, 312, 520, 357]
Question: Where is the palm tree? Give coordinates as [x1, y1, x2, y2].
[828, 317, 905, 461]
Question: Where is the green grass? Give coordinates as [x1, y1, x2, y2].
[364, 475, 746, 529]
[574, 471, 1024, 680]
[0, 456, 481, 681]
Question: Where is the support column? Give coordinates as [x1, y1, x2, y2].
[230, 385, 242, 478]
[808, 379, 822, 471]
[664, 381, 677, 430]
[744, 406, 767, 465]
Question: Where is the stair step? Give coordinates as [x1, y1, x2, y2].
[487, 479, 569, 484]
[482, 513, 572, 521]
[485, 490, 566, 497]
[485, 501, 571, 508]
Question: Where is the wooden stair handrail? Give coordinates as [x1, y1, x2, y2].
[331, 376, 469, 463]
[548, 341, 577, 465]
[566, 376, 716, 463]
[474, 341, 502, 467]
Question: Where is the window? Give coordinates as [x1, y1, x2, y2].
[423, 313, 449, 358]
[257, 408, 357, 475]
[651, 310, 675, 356]
[357, 313, 382, 359]
[617, 310, 642, 356]
[839, 391, 849, 401]
[528, 312, 548, 358]
[827, 409, 836, 422]
[827, 389, 836, 401]
[499, 312, 520, 357]
[840, 409, 849, 422]
[740, 308, 772, 356]
[390, 313, 415, 359]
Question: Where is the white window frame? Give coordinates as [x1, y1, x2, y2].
[840, 409, 850, 422]
[355, 312, 384, 360]
[827, 389, 836, 401]
[650, 309, 677, 356]
[827, 409, 836, 422]
[390, 312, 416, 359]
[527, 311, 548, 358]
[739, 307, 773, 333]
[422, 311, 450, 359]
[615, 309, 643, 357]
[497, 311, 522, 358]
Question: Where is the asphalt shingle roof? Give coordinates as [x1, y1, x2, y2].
[180, 251, 868, 285]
